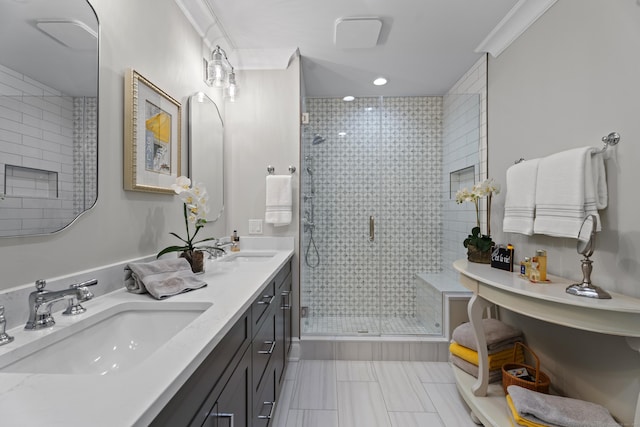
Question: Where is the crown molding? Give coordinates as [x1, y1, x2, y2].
[475, 0, 557, 58]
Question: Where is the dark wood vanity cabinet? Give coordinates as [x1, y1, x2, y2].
[150, 260, 292, 427]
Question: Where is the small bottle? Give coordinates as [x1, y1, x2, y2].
[535, 249, 547, 281]
[520, 257, 531, 278]
[529, 263, 540, 282]
[230, 230, 240, 252]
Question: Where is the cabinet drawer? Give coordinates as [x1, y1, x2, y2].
[252, 311, 276, 393]
[274, 261, 291, 291]
[151, 310, 250, 427]
[253, 365, 277, 427]
[252, 281, 276, 336]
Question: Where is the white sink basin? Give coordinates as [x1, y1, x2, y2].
[218, 251, 276, 263]
[0, 301, 211, 376]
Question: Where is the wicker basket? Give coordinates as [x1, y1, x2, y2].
[502, 342, 550, 394]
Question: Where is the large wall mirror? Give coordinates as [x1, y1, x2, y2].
[188, 92, 224, 222]
[0, 0, 99, 237]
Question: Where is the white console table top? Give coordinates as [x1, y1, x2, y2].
[453, 259, 640, 338]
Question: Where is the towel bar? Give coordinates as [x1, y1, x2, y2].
[266, 165, 297, 174]
[514, 131, 621, 164]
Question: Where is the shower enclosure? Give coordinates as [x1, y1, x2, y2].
[300, 96, 444, 336]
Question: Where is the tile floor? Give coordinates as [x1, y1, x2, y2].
[272, 360, 478, 427]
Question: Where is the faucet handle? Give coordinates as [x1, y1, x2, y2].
[62, 279, 97, 316]
[35, 279, 47, 291]
[69, 278, 98, 289]
[0, 305, 14, 346]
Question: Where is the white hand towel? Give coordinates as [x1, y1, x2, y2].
[265, 175, 292, 226]
[502, 158, 540, 235]
[533, 147, 605, 238]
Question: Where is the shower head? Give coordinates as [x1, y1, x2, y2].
[312, 134, 326, 145]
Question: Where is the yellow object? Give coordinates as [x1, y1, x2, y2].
[534, 250, 547, 281]
[506, 395, 549, 427]
[146, 111, 171, 143]
[449, 342, 524, 371]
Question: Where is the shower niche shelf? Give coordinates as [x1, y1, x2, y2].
[4, 165, 58, 199]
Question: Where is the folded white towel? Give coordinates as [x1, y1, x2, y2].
[503, 158, 540, 235]
[508, 385, 621, 427]
[124, 258, 207, 299]
[265, 175, 292, 226]
[533, 147, 606, 238]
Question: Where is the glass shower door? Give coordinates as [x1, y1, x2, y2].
[301, 96, 383, 336]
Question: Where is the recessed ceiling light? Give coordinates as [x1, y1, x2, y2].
[338, 132, 347, 137]
[373, 77, 387, 86]
[343, 95, 355, 101]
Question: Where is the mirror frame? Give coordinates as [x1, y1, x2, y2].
[188, 92, 224, 223]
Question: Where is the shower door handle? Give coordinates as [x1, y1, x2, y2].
[369, 216, 375, 242]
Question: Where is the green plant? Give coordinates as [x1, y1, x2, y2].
[157, 176, 219, 258]
[456, 178, 500, 252]
[463, 226, 494, 252]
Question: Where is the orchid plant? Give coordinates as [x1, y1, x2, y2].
[157, 176, 218, 258]
[455, 178, 501, 252]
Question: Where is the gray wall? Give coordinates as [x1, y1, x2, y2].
[0, 0, 227, 289]
[488, 1, 640, 424]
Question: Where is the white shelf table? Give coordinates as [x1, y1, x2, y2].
[452, 259, 640, 426]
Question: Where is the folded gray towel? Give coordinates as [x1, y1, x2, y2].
[124, 258, 207, 299]
[452, 318, 522, 353]
[508, 385, 621, 427]
[449, 354, 502, 383]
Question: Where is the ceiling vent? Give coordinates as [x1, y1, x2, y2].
[334, 17, 382, 49]
[35, 19, 97, 50]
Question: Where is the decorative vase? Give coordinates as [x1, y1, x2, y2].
[467, 244, 491, 264]
[180, 250, 205, 274]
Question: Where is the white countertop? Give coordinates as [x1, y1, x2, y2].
[0, 247, 294, 426]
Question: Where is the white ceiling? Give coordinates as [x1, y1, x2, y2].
[203, 0, 517, 97]
[0, 0, 98, 97]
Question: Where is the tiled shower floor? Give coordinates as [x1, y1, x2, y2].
[301, 316, 441, 336]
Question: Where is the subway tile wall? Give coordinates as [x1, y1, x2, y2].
[301, 97, 443, 319]
[0, 64, 97, 235]
[441, 56, 487, 274]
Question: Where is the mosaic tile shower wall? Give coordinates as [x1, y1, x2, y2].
[301, 97, 443, 322]
[73, 97, 98, 215]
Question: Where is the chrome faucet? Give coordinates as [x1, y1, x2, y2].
[25, 278, 98, 330]
[200, 242, 232, 259]
[0, 306, 14, 346]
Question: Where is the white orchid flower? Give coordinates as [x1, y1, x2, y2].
[171, 176, 192, 195]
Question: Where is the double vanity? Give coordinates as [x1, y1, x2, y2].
[0, 241, 294, 426]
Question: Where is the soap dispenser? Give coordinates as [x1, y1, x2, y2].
[231, 230, 240, 252]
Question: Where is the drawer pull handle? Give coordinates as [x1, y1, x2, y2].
[281, 290, 291, 310]
[257, 294, 275, 305]
[257, 401, 276, 420]
[257, 340, 276, 355]
[210, 412, 234, 427]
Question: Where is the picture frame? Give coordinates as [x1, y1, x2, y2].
[124, 69, 181, 193]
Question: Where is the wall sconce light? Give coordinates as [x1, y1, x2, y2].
[205, 45, 239, 101]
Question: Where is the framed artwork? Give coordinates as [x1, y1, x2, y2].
[124, 69, 181, 193]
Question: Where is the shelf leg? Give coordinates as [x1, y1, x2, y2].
[467, 293, 493, 397]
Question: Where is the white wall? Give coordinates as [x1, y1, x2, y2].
[0, 0, 226, 290]
[224, 56, 301, 335]
[488, 1, 640, 424]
